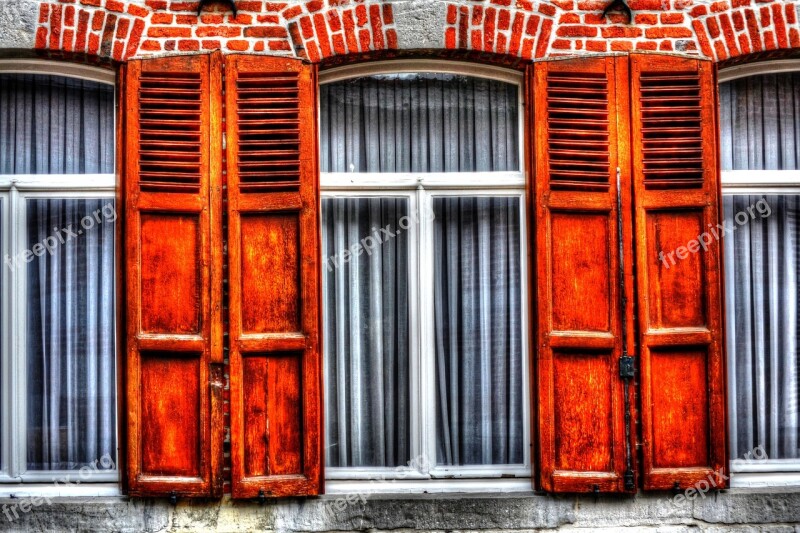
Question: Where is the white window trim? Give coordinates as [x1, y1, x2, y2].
[320, 63, 531, 489]
[720, 63, 800, 487]
[0, 63, 118, 486]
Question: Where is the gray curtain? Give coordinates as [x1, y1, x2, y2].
[322, 197, 410, 467]
[26, 199, 116, 471]
[721, 73, 800, 460]
[320, 74, 519, 173]
[433, 197, 523, 465]
[0, 74, 114, 175]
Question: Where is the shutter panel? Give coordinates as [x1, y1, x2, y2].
[532, 57, 636, 493]
[630, 54, 727, 490]
[125, 53, 224, 497]
[226, 55, 322, 498]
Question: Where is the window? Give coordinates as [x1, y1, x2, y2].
[318, 62, 530, 487]
[0, 63, 117, 485]
[720, 62, 800, 486]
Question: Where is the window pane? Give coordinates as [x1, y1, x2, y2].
[433, 196, 523, 465]
[322, 197, 411, 467]
[26, 198, 116, 471]
[320, 74, 519, 173]
[0, 75, 114, 175]
[724, 195, 800, 460]
[719, 73, 800, 171]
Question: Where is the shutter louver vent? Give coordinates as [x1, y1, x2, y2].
[546, 71, 611, 191]
[639, 72, 704, 190]
[138, 72, 202, 192]
[235, 72, 301, 192]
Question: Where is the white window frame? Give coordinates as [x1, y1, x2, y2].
[720, 60, 800, 488]
[319, 61, 532, 494]
[0, 61, 118, 492]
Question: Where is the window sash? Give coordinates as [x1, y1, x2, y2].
[321, 185, 530, 480]
[0, 183, 118, 483]
[722, 169, 800, 482]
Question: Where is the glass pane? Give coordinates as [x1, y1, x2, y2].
[320, 74, 519, 173]
[0, 74, 114, 175]
[322, 197, 411, 467]
[719, 73, 800, 171]
[433, 196, 523, 465]
[724, 194, 800, 460]
[26, 198, 117, 471]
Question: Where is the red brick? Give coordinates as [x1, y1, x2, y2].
[516, 0, 534, 10]
[535, 18, 552, 57]
[508, 12, 524, 55]
[557, 25, 597, 37]
[737, 33, 752, 55]
[732, 11, 744, 31]
[356, 4, 367, 26]
[611, 40, 633, 51]
[233, 0, 260, 8]
[300, 15, 314, 39]
[113, 40, 124, 61]
[498, 9, 510, 30]
[75, 10, 90, 51]
[306, 0, 323, 12]
[551, 39, 571, 49]
[763, 30, 776, 50]
[253, 41, 265, 52]
[585, 40, 607, 52]
[91, 10, 105, 31]
[538, 3, 556, 16]
[559, 13, 580, 23]
[383, 3, 394, 24]
[269, 40, 292, 50]
[551, 0, 573, 7]
[49, 5, 63, 50]
[636, 41, 658, 50]
[644, 26, 693, 38]
[145, 0, 168, 9]
[786, 3, 797, 25]
[772, 3, 788, 48]
[198, 25, 242, 37]
[606, 12, 629, 24]
[718, 14, 736, 52]
[88, 32, 100, 54]
[170, 2, 200, 12]
[660, 13, 683, 24]
[526, 14, 540, 35]
[115, 17, 130, 39]
[521, 37, 534, 58]
[151, 13, 174, 23]
[690, 5, 708, 17]
[38, 3, 49, 24]
[659, 40, 674, 50]
[732, 0, 748, 6]
[314, 12, 332, 56]
[358, 28, 370, 51]
[790, 27, 800, 48]
[445, 26, 457, 49]
[148, 26, 192, 38]
[64, 6, 75, 27]
[201, 39, 221, 49]
[226, 39, 249, 51]
[577, 0, 607, 9]
[125, 18, 145, 58]
[584, 13, 605, 24]
[745, 9, 762, 51]
[634, 13, 658, 24]
[244, 26, 287, 38]
[472, 5, 484, 26]
[496, 32, 507, 53]
[342, 10, 359, 53]
[602, 26, 641, 38]
[707, 17, 720, 38]
[471, 28, 482, 49]
[760, 5, 771, 27]
[104, 0, 124, 13]
[80, 0, 102, 6]
[713, 39, 728, 60]
[100, 13, 117, 57]
[140, 39, 161, 51]
[178, 39, 200, 51]
[693, 20, 714, 57]
[177, 15, 199, 24]
[328, 11, 342, 32]
[627, 0, 666, 9]
[127, 4, 149, 18]
[458, 6, 469, 48]
[163, 40, 176, 51]
[283, 5, 303, 19]
[710, 1, 729, 13]
[386, 28, 398, 48]
[370, 4, 385, 49]
[484, 7, 496, 51]
[447, 4, 457, 24]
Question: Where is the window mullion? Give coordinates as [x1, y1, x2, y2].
[8, 184, 25, 479]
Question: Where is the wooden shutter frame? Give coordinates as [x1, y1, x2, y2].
[630, 54, 728, 491]
[532, 56, 637, 493]
[124, 52, 224, 498]
[226, 55, 323, 499]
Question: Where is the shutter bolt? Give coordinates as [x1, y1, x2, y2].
[169, 491, 178, 505]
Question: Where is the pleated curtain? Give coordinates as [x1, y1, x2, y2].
[320, 74, 523, 468]
[0, 74, 116, 471]
[720, 73, 800, 460]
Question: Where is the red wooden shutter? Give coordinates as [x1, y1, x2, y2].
[532, 57, 636, 493]
[630, 54, 727, 491]
[226, 55, 322, 498]
[124, 53, 224, 497]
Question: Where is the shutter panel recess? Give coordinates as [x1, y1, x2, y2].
[226, 55, 322, 498]
[125, 53, 224, 497]
[630, 54, 727, 491]
[532, 56, 636, 493]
